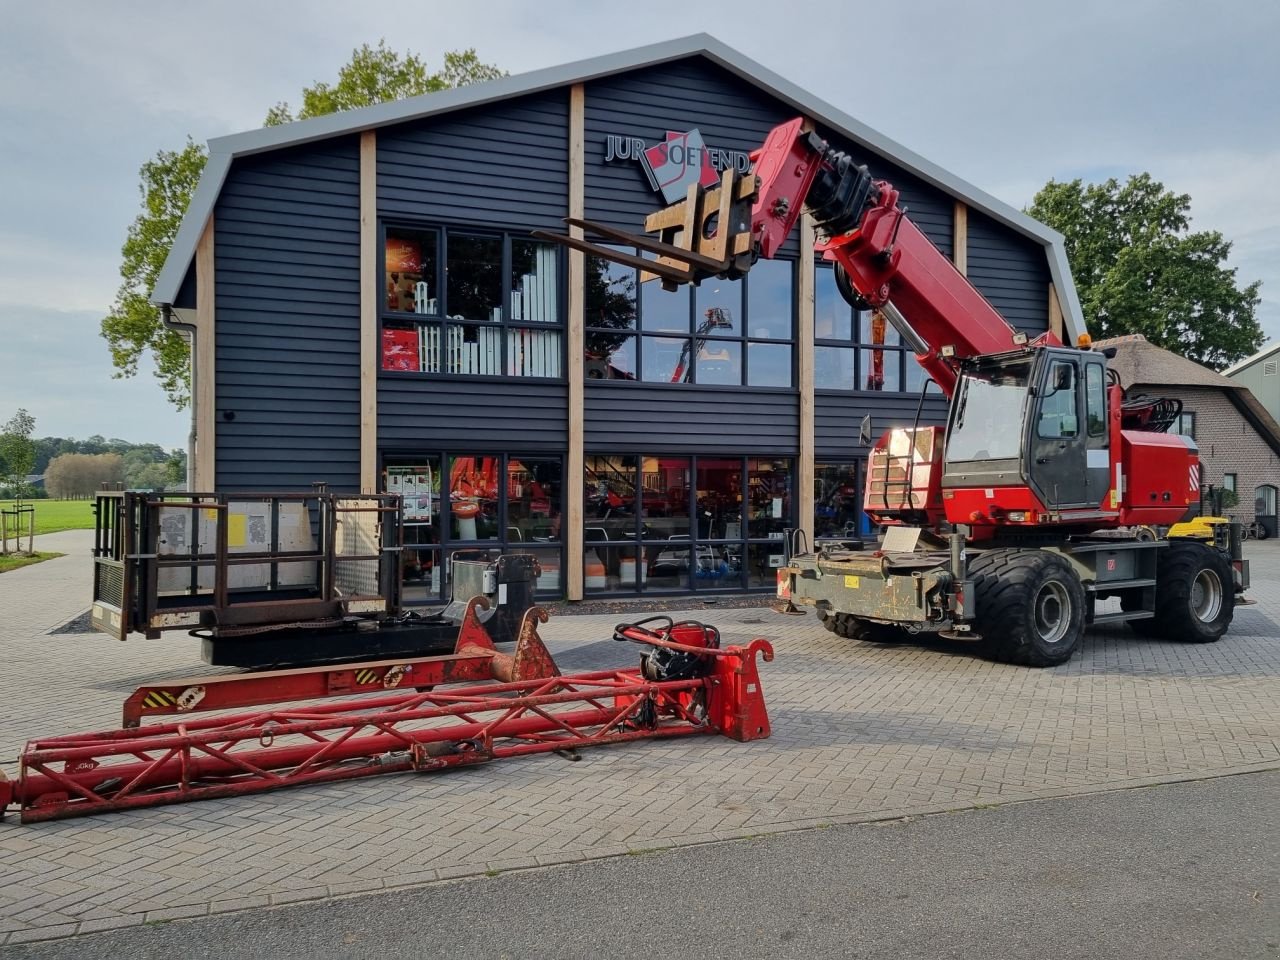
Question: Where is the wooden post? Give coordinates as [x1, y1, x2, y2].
[1048, 282, 1066, 341]
[194, 217, 217, 492]
[798, 214, 817, 548]
[359, 131, 378, 494]
[566, 84, 586, 602]
[952, 201, 968, 276]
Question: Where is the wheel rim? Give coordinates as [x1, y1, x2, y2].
[1033, 580, 1072, 644]
[1191, 568, 1224, 623]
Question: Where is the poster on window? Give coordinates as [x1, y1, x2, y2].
[387, 465, 434, 524]
[382, 327, 420, 371]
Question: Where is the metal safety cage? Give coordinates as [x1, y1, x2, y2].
[91, 491, 404, 641]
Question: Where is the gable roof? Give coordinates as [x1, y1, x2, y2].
[1097, 334, 1280, 456]
[151, 33, 1082, 340]
[1223, 340, 1280, 377]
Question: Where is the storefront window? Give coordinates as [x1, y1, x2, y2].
[814, 462, 864, 540]
[747, 259, 793, 340]
[388, 452, 564, 603]
[747, 458, 791, 539]
[446, 235, 503, 323]
[816, 263, 924, 395]
[585, 250, 638, 380]
[641, 336, 690, 383]
[506, 457, 562, 544]
[385, 228, 440, 314]
[448, 455, 501, 541]
[748, 343, 791, 387]
[695, 458, 742, 540]
[642, 280, 690, 333]
[816, 345, 855, 390]
[695, 341, 741, 385]
[585, 454, 794, 594]
[585, 251, 794, 387]
[385, 458, 442, 606]
[696, 279, 742, 336]
[382, 227, 563, 380]
[642, 457, 691, 539]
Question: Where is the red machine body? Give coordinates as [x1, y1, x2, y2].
[744, 118, 1196, 537]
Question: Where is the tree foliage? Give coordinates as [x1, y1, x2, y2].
[44, 453, 125, 500]
[107, 42, 505, 407]
[0, 409, 37, 500]
[101, 140, 207, 408]
[1028, 174, 1263, 370]
[264, 44, 504, 125]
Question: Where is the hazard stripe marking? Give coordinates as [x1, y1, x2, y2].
[141, 691, 178, 709]
[355, 669, 378, 685]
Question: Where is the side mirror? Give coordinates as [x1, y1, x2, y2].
[859, 415, 873, 446]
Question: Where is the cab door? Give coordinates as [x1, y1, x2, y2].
[1027, 354, 1089, 508]
[1083, 359, 1111, 506]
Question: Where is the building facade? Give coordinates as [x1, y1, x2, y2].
[1100, 335, 1280, 536]
[1225, 342, 1280, 425]
[153, 35, 1082, 602]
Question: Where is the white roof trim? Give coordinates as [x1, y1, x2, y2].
[151, 32, 1082, 340]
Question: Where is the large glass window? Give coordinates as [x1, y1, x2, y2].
[584, 454, 791, 594]
[584, 249, 638, 381]
[814, 462, 865, 541]
[585, 251, 795, 387]
[815, 263, 924, 394]
[381, 227, 563, 379]
[386, 452, 563, 604]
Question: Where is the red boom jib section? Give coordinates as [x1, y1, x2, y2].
[0, 615, 773, 824]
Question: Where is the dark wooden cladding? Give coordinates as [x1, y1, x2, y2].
[815, 392, 948, 460]
[967, 208, 1051, 335]
[379, 378, 568, 452]
[214, 137, 361, 493]
[585, 383, 798, 455]
[377, 93, 568, 231]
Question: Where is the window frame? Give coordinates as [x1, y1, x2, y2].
[814, 261, 927, 394]
[583, 250, 797, 389]
[1173, 411, 1197, 439]
[379, 221, 568, 382]
[381, 449, 566, 604]
[583, 453, 795, 594]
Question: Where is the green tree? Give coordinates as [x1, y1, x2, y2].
[0, 409, 37, 501]
[264, 44, 503, 125]
[106, 42, 505, 408]
[1028, 174, 1263, 370]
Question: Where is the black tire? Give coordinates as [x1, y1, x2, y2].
[1255, 523, 1269, 541]
[830, 612, 908, 644]
[1146, 540, 1234, 643]
[969, 549, 1086, 667]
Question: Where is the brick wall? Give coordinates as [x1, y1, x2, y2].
[1145, 385, 1280, 524]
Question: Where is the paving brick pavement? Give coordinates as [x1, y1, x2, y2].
[0, 530, 1277, 943]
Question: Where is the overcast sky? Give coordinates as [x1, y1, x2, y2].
[2, 0, 1277, 449]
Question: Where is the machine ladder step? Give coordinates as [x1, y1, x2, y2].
[1091, 609, 1155, 625]
[1085, 578, 1156, 593]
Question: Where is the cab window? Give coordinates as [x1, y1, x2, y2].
[1037, 360, 1079, 439]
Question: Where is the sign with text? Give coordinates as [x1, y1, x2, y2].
[603, 128, 752, 204]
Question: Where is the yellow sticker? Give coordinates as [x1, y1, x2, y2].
[227, 513, 247, 548]
[844, 575, 860, 589]
[204, 508, 219, 522]
[1109, 488, 1118, 508]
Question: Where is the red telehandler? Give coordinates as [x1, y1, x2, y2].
[540, 117, 1248, 666]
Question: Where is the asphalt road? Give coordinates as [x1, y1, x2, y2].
[7, 770, 1277, 959]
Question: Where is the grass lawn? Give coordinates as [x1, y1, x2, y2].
[0, 499, 96, 536]
[0, 551, 64, 574]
